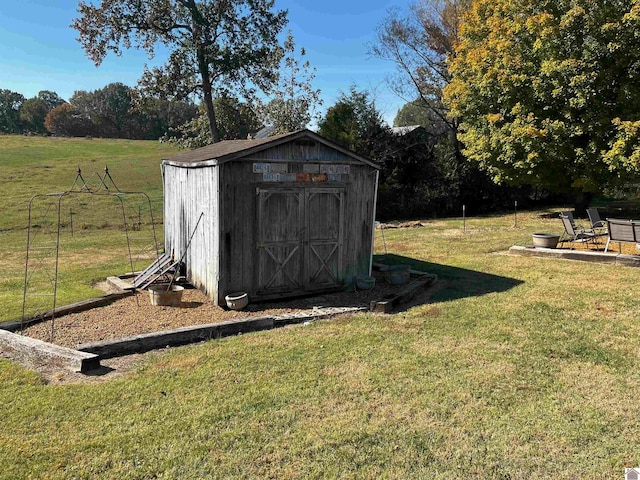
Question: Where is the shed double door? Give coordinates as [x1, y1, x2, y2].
[256, 187, 345, 296]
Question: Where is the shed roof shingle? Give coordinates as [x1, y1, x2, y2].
[163, 132, 292, 164]
[162, 129, 379, 168]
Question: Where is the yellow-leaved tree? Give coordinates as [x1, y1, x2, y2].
[445, 0, 640, 208]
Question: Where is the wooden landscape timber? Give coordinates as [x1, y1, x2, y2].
[0, 268, 436, 370]
[369, 264, 438, 313]
[0, 329, 100, 373]
[2, 291, 134, 332]
[77, 306, 366, 359]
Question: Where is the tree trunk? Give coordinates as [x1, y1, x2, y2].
[202, 82, 220, 143]
[191, 7, 220, 144]
[573, 191, 593, 216]
[198, 53, 220, 143]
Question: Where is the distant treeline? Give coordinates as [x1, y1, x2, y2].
[0, 83, 197, 140]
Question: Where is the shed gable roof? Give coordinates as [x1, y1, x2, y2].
[162, 129, 379, 168]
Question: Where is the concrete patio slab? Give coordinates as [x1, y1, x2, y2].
[509, 245, 640, 267]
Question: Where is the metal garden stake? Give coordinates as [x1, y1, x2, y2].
[463, 205, 466, 233]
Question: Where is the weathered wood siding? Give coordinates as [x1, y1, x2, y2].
[218, 147, 377, 301]
[341, 163, 377, 283]
[245, 139, 352, 162]
[219, 160, 257, 303]
[163, 164, 220, 301]
[163, 133, 378, 305]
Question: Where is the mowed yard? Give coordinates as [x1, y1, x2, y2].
[1, 136, 640, 478]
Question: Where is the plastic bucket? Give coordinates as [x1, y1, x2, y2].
[356, 275, 376, 290]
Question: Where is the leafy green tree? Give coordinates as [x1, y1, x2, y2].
[19, 98, 49, 134]
[261, 31, 322, 134]
[394, 100, 453, 139]
[132, 94, 198, 140]
[319, 87, 528, 219]
[93, 82, 134, 137]
[65, 83, 196, 139]
[445, 0, 640, 208]
[73, 0, 288, 144]
[68, 90, 95, 128]
[213, 96, 261, 141]
[394, 101, 433, 128]
[21, 91, 66, 134]
[70, 84, 131, 138]
[167, 96, 261, 148]
[317, 102, 359, 151]
[0, 89, 25, 133]
[318, 87, 384, 156]
[317, 88, 432, 219]
[37, 91, 66, 111]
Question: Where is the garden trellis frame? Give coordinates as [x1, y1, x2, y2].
[21, 166, 160, 340]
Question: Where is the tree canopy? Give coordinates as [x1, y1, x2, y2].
[168, 96, 261, 148]
[260, 30, 322, 135]
[318, 87, 385, 157]
[45, 104, 87, 137]
[19, 98, 49, 134]
[0, 90, 25, 134]
[73, 0, 288, 143]
[371, 0, 469, 137]
[43, 83, 196, 139]
[37, 91, 66, 111]
[445, 0, 640, 203]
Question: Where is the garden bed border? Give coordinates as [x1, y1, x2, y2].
[1, 264, 437, 373]
[0, 329, 100, 373]
[509, 245, 640, 267]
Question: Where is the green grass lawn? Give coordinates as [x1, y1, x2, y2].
[2, 136, 640, 478]
[0, 135, 177, 321]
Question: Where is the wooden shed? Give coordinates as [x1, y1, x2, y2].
[161, 129, 380, 305]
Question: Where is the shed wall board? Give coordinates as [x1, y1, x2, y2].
[243, 140, 352, 163]
[163, 164, 220, 301]
[338, 163, 376, 283]
[219, 161, 257, 303]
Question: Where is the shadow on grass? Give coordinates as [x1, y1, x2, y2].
[376, 254, 524, 304]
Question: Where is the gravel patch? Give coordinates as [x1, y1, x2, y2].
[21, 279, 397, 350]
[8, 268, 432, 383]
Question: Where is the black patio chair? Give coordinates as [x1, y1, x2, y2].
[587, 208, 607, 234]
[558, 211, 598, 249]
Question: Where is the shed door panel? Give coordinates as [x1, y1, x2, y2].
[306, 189, 344, 289]
[257, 190, 304, 294]
[256, 187, 344, 296]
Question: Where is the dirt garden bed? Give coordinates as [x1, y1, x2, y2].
[2, 263, 435, 383]
[20, 273, 406, 350]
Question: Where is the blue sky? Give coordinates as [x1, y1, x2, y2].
[0, 0, 406, 124]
